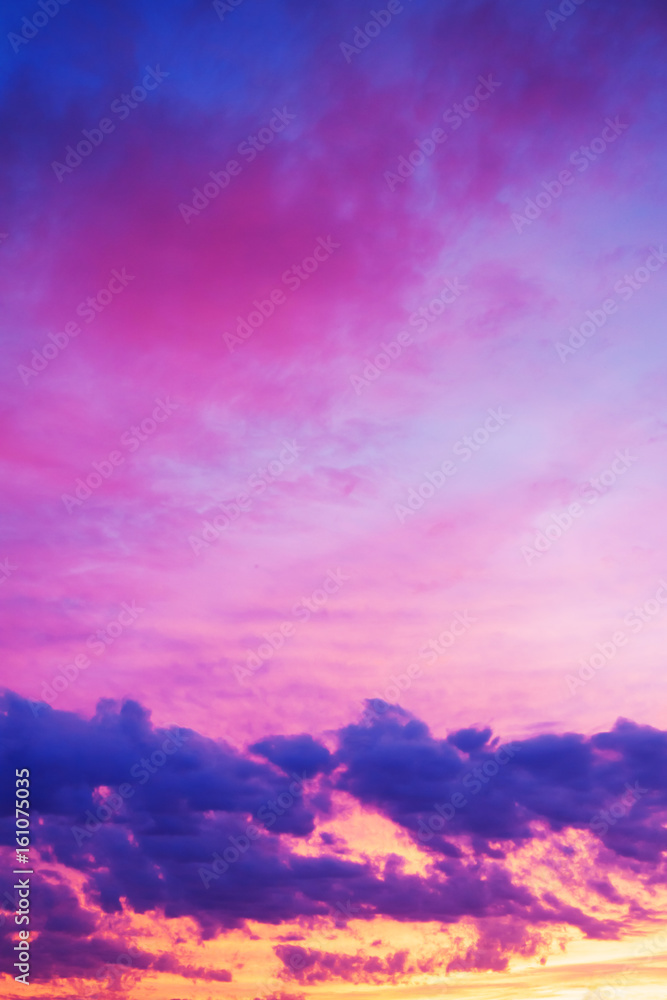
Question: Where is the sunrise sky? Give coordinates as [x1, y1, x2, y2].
[2, 0, 667, 997]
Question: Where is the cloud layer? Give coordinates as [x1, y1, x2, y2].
[2, 693, 666, 984]
[2, 0, 667, 994]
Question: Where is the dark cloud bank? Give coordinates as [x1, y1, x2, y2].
[2, 692, 667, 984]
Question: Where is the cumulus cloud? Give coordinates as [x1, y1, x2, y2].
[275, 943, 412, 983]
[335, 703, 667, 861]
[249, 733, 334, 777]
[2, 689, 665, 978]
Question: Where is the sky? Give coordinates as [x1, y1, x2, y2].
[1, 0, 667, 997]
